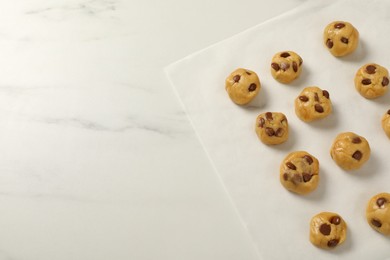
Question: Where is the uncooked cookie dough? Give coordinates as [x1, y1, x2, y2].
[280, 151, 319, 195]
[225, 68, 261, 105]
[381, 109, 390, 138]
[295, 86, 332, 122]
[255, 112, 288, 145]
[310, 212, 347, 249]
[366, 192, 390, 235]
[270, 51, 303, 84]
[324, 21, 359, 57]
[355, 63, 389, 99]
[330, 132, 370, 170]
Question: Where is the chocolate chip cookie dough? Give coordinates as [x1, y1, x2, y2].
[255, 112, 288, 145]
[366, 193, 390, 235]
[270, 51, 303, 84]
[330, 132, 370, 170]
[310, 212, 347, 249]
[324, 21, 359, 57]
[225, 68, 261, 105]
[355, 63, 389, 99]
[280, 151, 319, 195]
[381, 109, 390, 138]
[295, 86, 332, 122]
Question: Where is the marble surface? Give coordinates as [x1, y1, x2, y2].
[0, 1, 304, 259]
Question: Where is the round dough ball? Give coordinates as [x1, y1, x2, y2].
[295, 86, 332, 122]
[323, 21, 359, 57]
[355, 63, 389, 99]
[310, 212, 347, 249]
[225, 68, 260, 105]
[255, 112, 288, 145]
[366, 192, 390, 235]
[330, 132, 370, 170]
[381, 109, 390, 138]
[270, 51, 303, 84]
[280, 151, 319, 195]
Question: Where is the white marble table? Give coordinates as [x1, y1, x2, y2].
[0, 1, 304, 259]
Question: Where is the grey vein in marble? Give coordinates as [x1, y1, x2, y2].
[0, 85, 54, 96]
[25, 0, 118, 18]
[0, 191, 107, 205]
[32, 116, 189, 137]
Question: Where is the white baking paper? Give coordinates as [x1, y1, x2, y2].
[166, 0, 390, 259]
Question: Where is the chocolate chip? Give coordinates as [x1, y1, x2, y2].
[271, 63, 280, 71]
[330, 216, 341, 225]
[292, 61, 298, 72]
[265, 112, 273, 121]
[366, 65, 376, 74]
[303, 155, 313, 165]
[322, 90, 330, 99]
[286, 162, 296, 170]
[371, 219, 382, 228]
[326, 39, 333, 49]
[334, 23, 345, 29]
[275, 128, 284, 137]
[283, 173, 288, 181]
[265, 127, 275, 136]
[292, 174, 302, 183]
[352, 150, 362, 161]
[259, 118, 265, 128]
[299, 95, 309, 102]
[377, 197, 387, 208]
[315, 104, 324, 113]
[341, 37, 349, 44]
[319, 224, 331, 236]
[248, 83, 257, 92]
[299, 57, 303, 66]
[303, 173, 312, 182]
[314, 93, 319, 102]
[280, 62, 290, 71]
[382, 77, 389, 87]
[362, 79, 371, 85]
[388, 109, 390, 115]
[327, 239, 339, 248]
[246, 71, 252, 75]
[280, 52, 290, 58]
[233, 75, 240, 82]
[352, 137, 361, 144]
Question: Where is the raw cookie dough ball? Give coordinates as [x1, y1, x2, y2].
[330, 132, 370, 170]
[255, 112, 288, 145]
[366, 192, 390, 235]
[355, 63, 389, 99]
[225, 68, 261, 105]
[381, 109, 390, 138]
[280, 151, 319, 195]
[295, 86, 332, 122]
[270, 51, 303, 84]
[324, 21, 359, 57]
[310, 212, 347, 249]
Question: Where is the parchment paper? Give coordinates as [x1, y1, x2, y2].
[166, 1, 390, 259]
